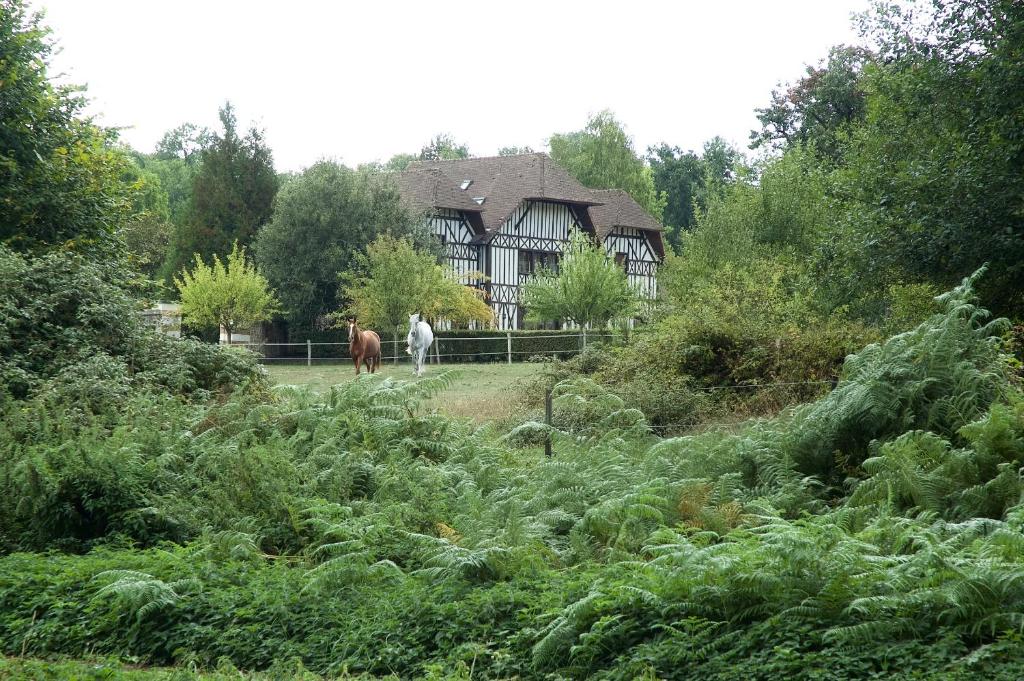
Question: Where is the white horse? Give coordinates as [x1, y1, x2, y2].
[406, 313, 434, 377]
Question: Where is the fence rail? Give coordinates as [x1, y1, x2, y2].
[228, 332, 615, 366]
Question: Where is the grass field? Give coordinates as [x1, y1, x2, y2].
[266, 361, 542, 423]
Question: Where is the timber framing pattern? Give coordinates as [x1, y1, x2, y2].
[397, 153, 665, 329]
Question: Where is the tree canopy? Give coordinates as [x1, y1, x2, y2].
[521, 230, 638, 330]
[174, 242, 280, 344]
[164, 103, 278, 278]
[750, 45, 873, 163]
[549, 111, 665, 223]
[0, 0, 136, 256]
[340, 235, 493, 343]
[253, 161, 423, 336]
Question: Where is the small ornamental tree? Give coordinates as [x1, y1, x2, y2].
[522, 230, 639, 341]
[340, 235, 493, 355]
[174, 242, 280, 343]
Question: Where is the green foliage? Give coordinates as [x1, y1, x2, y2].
[165, 103, 278, 277]
[340, 235, 493, 343]
[0, 246, 261, 403]
[0, 0, 136, 255]
[522, 230, 639, 329]
[2, 272, 1024, 677]
[174, 243, 280, 342]
[253, 162, 422, 334]
[750, 45, 874, 163]
[382, 134, 471, 172]
[818, 0, 1024, 317]
[550, 111, 666, 221]
[646, 137, 743, 254]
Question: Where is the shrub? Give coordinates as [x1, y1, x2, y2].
[0, 246, 264, 402]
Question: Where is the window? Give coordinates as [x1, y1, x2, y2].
[518, 250, 559, 278]
[615, 252, 629, 273]
[460, 179, 473, 190]
[518, 250, 562, 330]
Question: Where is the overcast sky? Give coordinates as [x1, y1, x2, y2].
[33, 1, 868, 171]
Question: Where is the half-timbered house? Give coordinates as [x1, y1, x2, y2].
[398, 153, 664, 329]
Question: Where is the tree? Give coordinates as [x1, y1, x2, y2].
[165, 103, 278, 276]
[825, 0, 1024, 317]
[0, 0, 136, 256]
[646, 138, 743, 254]
[341, 235, 492, 352]
[750, 45, 874, 163]
[254, 161, 425, 337]
[499, 145, 535, 156]
[418, 134, 470, 161]
[383, 134, 472, 172]
[154, 123, 214, 165]
[521, 230, 638, 336]
[117, 156, 175, 281]
[174, 242, 280, 344]
[549, 111, 665, 222]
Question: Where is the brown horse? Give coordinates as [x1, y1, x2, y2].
[347, 317, 381, 375]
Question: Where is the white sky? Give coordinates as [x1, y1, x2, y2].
[33, 0, 867, 171]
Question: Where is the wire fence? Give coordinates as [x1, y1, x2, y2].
[229, 332, 617, 365]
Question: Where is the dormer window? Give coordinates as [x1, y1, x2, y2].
[460, 179, 473, 190]
[473, 197, 485, 205]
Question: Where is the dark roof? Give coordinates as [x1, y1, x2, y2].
[587, 189, 664, 237]
[394, 168, 483, 214]
[406, 153, 600, 232]
[588, 189, 666, 260]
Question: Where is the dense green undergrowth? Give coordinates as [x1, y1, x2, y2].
[3, 271, 1024, 679]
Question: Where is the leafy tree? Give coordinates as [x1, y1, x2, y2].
[174, 242, 280, 343]
[750, 45, 874, 163]
[254, 161, 423, 337]
[0, 0, 135, 255]
[383, 134, 472, 172]
[646, 144, 703, 251]
[341, 235, 492, 350]
[383, 153, 418, 172]
[825, 0, 1024, 317]
[521, 230, 638, 335]
[499, 145, 535, 156]
[549, 111, 666, 222]
[154, 122, 214, 165]
[165, 103, 278, 276]
[646, 138, 743, 254]
[418, 133, 470, 161]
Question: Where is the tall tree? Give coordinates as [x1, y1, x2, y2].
[384, 133, 472, 171]
[165, 103, 278, 277]
[646, 138, 742, 254]
[549, 111, 665, 222]
[254, 161, 423, 337]
[499, 145, 535, 156]
[750, 45, 874, 163]
[0, 0, 136, 256]
[827, 0, 1024, 316]
[418, 133, 470, 161]
[154, 123, 214, 165]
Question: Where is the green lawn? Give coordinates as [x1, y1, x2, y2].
[266, 361, 542, 423]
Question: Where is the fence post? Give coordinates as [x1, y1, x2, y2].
[506, 331, 512, 364]
[306, 339, 311, 367]
[544, 387, 553, 457]
[433, 338, 440, 365]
